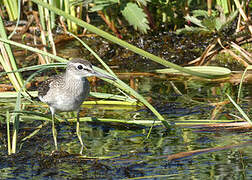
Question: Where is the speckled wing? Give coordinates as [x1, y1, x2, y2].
[38, 74, 63, 97]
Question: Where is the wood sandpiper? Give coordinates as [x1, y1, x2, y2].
[38, 58, 115, 153]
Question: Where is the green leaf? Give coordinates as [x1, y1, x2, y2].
[121, 2, 150, 33]
[184, 15, 205, 28]
[192, 10, 209, 18]
[226, 94, 252, 126]
[135, 0, 150, 6]
[155, 66, 231, 78]
[217, 9, 238, 31]
[215, 17, 224, 31]
[90, 0, 117, 12]
[176, 25, 209, 34]
[202, 16, 216, 31]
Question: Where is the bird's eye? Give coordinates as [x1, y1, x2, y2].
[77, 65, 83, 70]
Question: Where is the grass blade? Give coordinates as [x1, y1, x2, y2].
[11, 92, 22, 153]
[6, 110, 11, 155]
[226, 93, 252, 126]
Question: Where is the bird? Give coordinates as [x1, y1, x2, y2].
[38, 58, 116, 154]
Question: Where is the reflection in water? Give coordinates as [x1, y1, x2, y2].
[1, 74, 252, 179]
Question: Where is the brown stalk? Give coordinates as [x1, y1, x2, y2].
[19, 15, 34, 34]
[32, 11, 49, 64]
[229, 41, 252, 63]
[210, 103, 225, 120]
[97, 10, 122, 39]
[217, 38, 249, 67]
[234, 0, 252, 35]
[167, 140, 252, 161]
[198, 42, 217, 65]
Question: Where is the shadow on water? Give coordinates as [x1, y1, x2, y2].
[1, 33, 252, 179]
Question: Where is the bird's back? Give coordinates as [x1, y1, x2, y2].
[38, 74, 90, 112]
[38, 74, 65, 98]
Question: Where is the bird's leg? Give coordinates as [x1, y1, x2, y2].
[50, 108, 58, 151]
[76, 109, 85, 154]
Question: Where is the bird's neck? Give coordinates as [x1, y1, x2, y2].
[64, 71, 87, 88]
[61, 71, 89, 98]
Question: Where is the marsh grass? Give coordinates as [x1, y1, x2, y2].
[0, 0, 251, 155]
[3, 0, 18, 21]
[0, 16, 23, 91]
[227, 93, 252, 125]
[0, 13, 24, 154]
[0, 37, 168, 153]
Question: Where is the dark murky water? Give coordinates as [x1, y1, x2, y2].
[1, 35, 252, 179]
[1, 75, 252, 179]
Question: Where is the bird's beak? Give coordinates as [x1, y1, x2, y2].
[93, 70, 116, 81]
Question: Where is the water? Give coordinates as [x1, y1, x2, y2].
[1, 34, 252, 179]
[1, 74, 252, 179]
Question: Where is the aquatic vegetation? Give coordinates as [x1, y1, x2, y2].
[0, 1, 252, 179]
[0, 0, 251, 160]
[176, 8, 238, 34]
[90, 0, 150, 34]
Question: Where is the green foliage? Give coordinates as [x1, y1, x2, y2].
[90, 0, 150, 34]
[121, 2, 150, 33]
[3, 0, 18, 21]
[176, 7, 238, 34]
[149, 0, 185, 27]
[216, 0, 229, 14]
[136, 0, 149, 6]
[192, 10, 210, 18]
[89, 0, 118, 11]
[155, 66, 231, 78]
